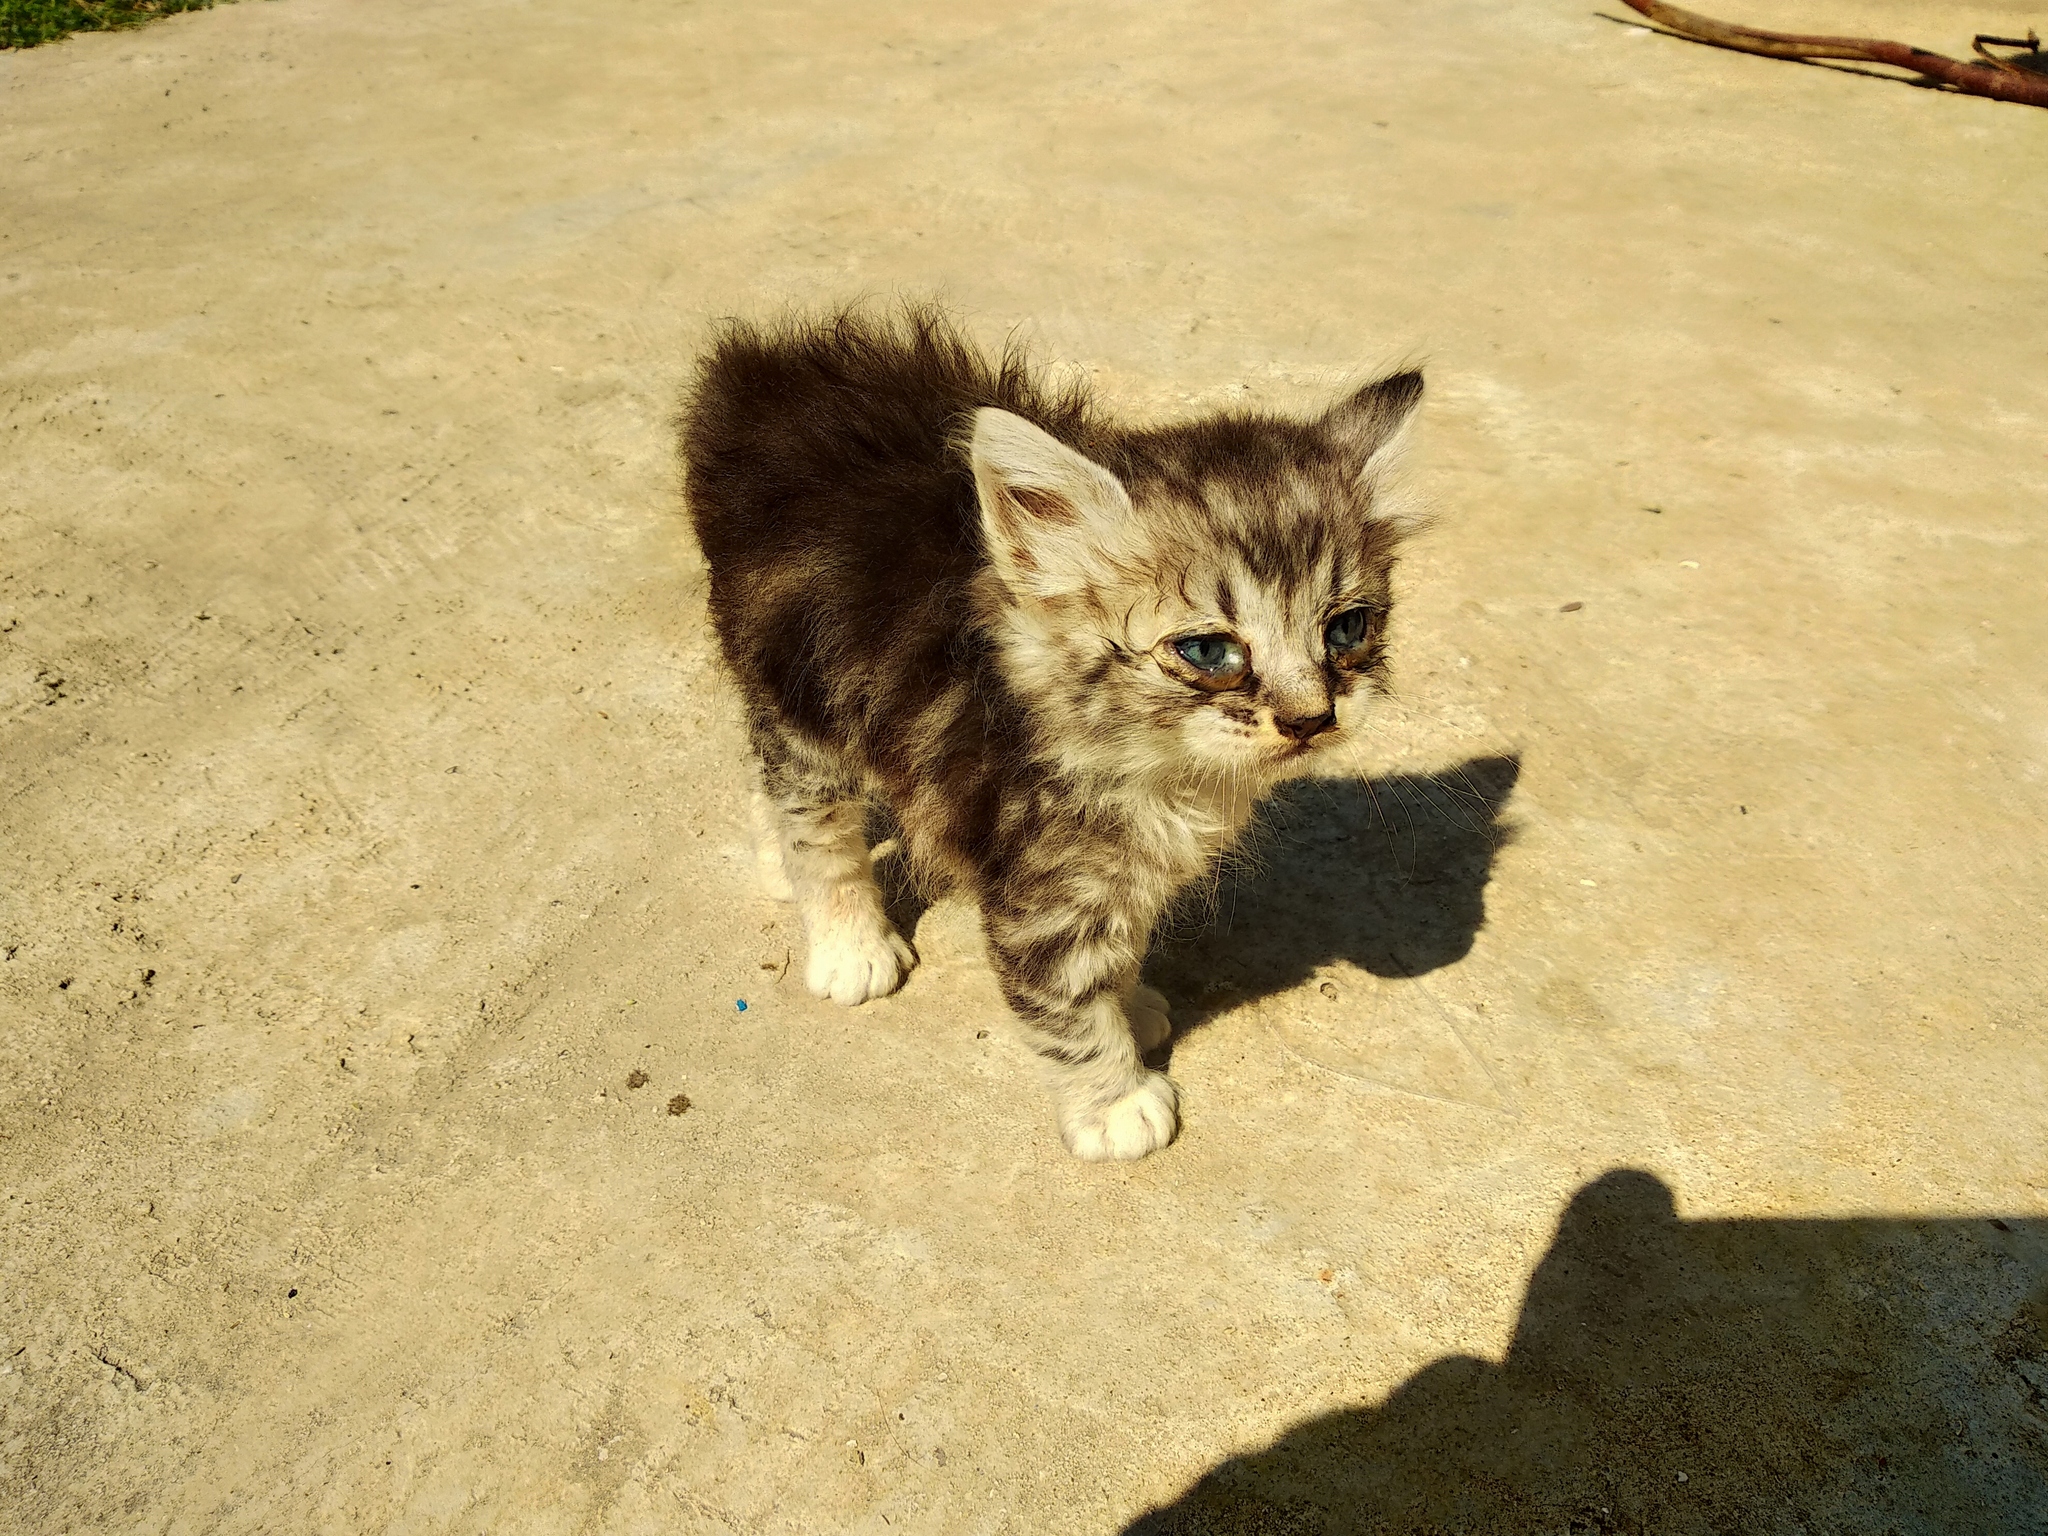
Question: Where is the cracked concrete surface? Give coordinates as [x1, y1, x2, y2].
[3, 1, 2045, 1530]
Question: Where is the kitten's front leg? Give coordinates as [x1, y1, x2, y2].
[764, 790, 915, 1007]
[986, 907, 1177, 1161]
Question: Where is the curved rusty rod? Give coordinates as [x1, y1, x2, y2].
[1620, 0, 2048, 108]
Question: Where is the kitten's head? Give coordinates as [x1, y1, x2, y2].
[970, 369, 1423, 785]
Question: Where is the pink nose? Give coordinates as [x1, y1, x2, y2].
[1275, 709, 1336, 742]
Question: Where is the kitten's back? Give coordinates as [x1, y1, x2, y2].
[680, 306, 1092, 736]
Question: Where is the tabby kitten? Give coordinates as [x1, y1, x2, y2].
[681, 306, 1421, 1160]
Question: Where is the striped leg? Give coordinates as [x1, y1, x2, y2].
[753, 722, 915, 1006]
[985, 898, 1178, 1160]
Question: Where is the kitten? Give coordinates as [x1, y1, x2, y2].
[680, 305, 1421, 1160]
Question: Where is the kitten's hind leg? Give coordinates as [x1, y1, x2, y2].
[755, 733, 915, 1006]
[750, 789, 795, 901]
[1127, 984, 1173, 1054]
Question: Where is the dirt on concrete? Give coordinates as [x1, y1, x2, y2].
[3, 1, 2045, 1530]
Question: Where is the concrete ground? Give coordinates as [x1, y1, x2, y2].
[4, 1, 2046, 1530]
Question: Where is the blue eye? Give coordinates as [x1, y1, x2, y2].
[1173, 633, 1248, 682]
[1325, 608, 1371, 653]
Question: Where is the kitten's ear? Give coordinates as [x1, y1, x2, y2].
[969, 407, 1134, 601]
[1321, 368, 1424, 491]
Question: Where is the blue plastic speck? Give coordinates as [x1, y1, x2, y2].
[735, 999, 748, 1012]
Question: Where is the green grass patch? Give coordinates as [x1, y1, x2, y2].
[2, 0, 223, 50]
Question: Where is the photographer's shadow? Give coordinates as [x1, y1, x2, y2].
[1126, 1170, 2048, 1533]
[1148, 753, 1519, 1032]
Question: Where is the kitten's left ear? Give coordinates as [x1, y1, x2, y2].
[1321, 368, 1424, 492]
[969, 407, 1134, 602]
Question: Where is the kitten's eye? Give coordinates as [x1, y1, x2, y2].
[1325, 608, 1373, 656]
[1171, 633, 1249, 687]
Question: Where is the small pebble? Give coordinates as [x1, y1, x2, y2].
[626, 1069, 648, 1090]
[1559, 601, 1583, 613]
[1677, 1471, 1689, 1484]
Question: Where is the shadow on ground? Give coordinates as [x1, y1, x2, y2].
[1148, 754, 1520, 1029]
[875, 754, 1518, 1008]
[1127, 1170, 2048, 1534]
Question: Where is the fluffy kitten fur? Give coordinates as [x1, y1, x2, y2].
[681, 306, 1421, 1160]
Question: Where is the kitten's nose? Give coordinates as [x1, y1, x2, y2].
[1274, 709, 1337, 742]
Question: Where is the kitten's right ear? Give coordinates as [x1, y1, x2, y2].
[969, 408, 1133, 602]
[1321, 368, 1424, 492]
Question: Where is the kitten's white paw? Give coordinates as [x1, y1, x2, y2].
[1128, 984, 1172, 1052]
[804, 915, 916, 1006]
[1060, 1072, 1179, 1161]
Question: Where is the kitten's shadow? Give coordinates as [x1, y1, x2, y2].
[870, 753, 1519, 1051]
[1146, 753, 1520, 1046]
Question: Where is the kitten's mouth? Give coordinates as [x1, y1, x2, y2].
[1273, 736, 1331, 762]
